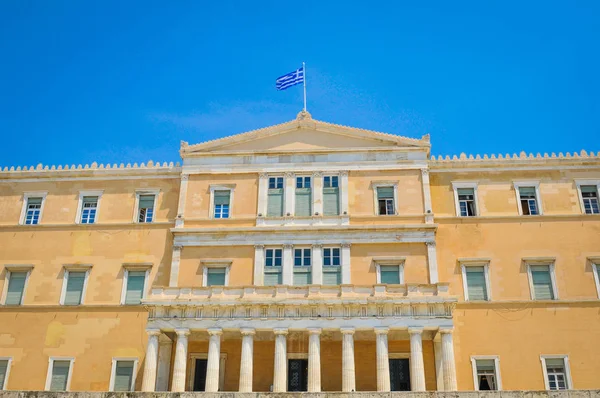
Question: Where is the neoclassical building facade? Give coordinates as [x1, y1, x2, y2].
[0, 111, 599, 393]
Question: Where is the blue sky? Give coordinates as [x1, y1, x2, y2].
[1, 1, 599, 167]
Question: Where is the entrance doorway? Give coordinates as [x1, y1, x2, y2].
[389, 358, 411, 391]
[287, 359, 308, 391]
[192, 359, 208, 391]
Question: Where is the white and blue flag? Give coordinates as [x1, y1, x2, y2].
[276, 66, 304, 90]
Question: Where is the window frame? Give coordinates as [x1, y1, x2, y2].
[209, 185, 235, 219]
[460, 261, 492, 301]
[75, 190, 103, 224]
[540, 355, 572, 390]
[294, 175, 313, 217]
[375, 260, 404, 284]
[513, 181, 543, 216]
[45, 357, 75, 392]
[1, 265, 33, 305]
[575, 180, 600, 215]
[470, 355, 502, 391]
[452, 182, 479, 217]
[201, 260, 231, 287]
[0, 356, 12, 390]
[372, 181, 399, 216]
[108, 357, 139, 392]
[591, 258, 600, 299]
[266, 175, 285, 218]
[526, 260, 558, 301]
[59, 265, 92, 306]
[120, 265, 151, 305]
[19, 191, 48, 225]
[133, 189, 160, 224]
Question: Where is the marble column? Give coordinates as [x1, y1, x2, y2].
[205, 328, 223, 392]
[308, 328, 322, 392]
[156, 334, 173, 391]
[239, 328, 255, 392]
[341, 327, 356, 392]
[375, 327, 391, 392]
[253, 244, 265, 286]
[434, 338, 444, 391]
[171, 328, 190, 392]
[141, 329, 161, 391]
[440, 327, 458, 391]
[273, 328, 288, 392]
[408, 327, 426, 391]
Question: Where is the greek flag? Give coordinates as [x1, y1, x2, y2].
[276, 66, 304, 90]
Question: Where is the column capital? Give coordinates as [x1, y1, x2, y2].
[254, 244, 265, 249]
[307, 328, 322, 335]
[208, 328, 223, 336]
[259, 173, 269, 179]
[146, 328, 162, 337]
[173, 245, 182, 251]
[438, 326, 454, 335]
[283, 244, 294, 250]
[341, 242, 352, 248]
[408, 327, 424, 335]
[339, 170, 349, 177]
[420, 168, 429, 177]
[340, 327, 355, 335]
[312, 244, 323, 249]
[175, 328, 190, 336]
[285, 172, 296, 178]
[374, 326, 389, 335]
[273, 328, 289, 336]
[181, 174, 189, 181]
[426, 241, 436, 247]
[240, 328, 256, 336]
[312, 171, 323, 177]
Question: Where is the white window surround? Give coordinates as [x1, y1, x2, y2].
[525, 259, 558, 300]
[452, 181, 479, 217]
[19, 191, 48, 225]
[201, 260, 232, 287]
[374, 258, 405, 284]
[513, 181, 543, 216]
[0, 357, 12, 390]
[59, 265, 92, 305]
[108, 357, 139, 392]
[1, 265, 34, 305]
[470, 355, 502, 391]
[590, 257, 600, 299]
[574, 179, 600, 214]
[460, 260, 492, 301]
[75, 190, 103, 224]
[119, 264, 152, 305]
[45, 357, 75, 391]
[371, 181, 399, 216]
[208, 184, 236, 219]
[540, 355, 572, 390]
[132, 189, 160, 223]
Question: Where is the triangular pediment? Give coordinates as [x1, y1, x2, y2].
[181, 111, 429, 155]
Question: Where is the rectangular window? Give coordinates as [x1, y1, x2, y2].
[267, 177, 284, 217]
[295, 176, 312, 217]
[5, 272, 27, 305]
[62, 271, 86, 305]
[465, 266, 489, 301]
[379, 265, 401, 284]
[48, 360, 72, 391]
[519, 187, 539, 215]
[474, 359, 498, 390]
[206, 268, 226, 286]
[581, 185, 599, 214]
[24, 197, 43, 225]
[293, 248, 312, 285]
[544, 358, 569, 390]
[0, 359, 9, 390]
[377, 187, 395, 215]
[530, 265, 555, 300]
[264, 248, 283, 285]
[124, 271, 146, 305]
[111, 360, 135, 392]
[213, 190, 231, 219]
[323, 175, 340, 216]
[137, 195, 155, 223]
[80, 196, 98, 224]
[323, 248, 341, 285]
[458, 188, 477, 217]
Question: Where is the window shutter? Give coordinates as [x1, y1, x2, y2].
[64, 271, 86, 305]
[214, 190, 230, 205]
[206, 268, 226, 286]
[138, 195, 155, 208]
[323, 267, 341, 285]
[466, 266, 488, 300]
[377, 187, 394, 199]
[293, 268, 312, 285]
[6, 272, 27, 305]
[113, 361, 134, 392]
[0, 360, 8, 389]
[323, 187, 340, 216]
[50, 361, 71, 391]
[125, 271, 146, 304]
[380, 265, 400, 284]
[264, 268, 282, 286]
[531, 265, 554, 300]
[295, 188, 311, 216]
[476, 359, 495, 372]
[267, 189, 284, 217]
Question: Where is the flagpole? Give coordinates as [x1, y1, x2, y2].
[302, 62, 307, 112]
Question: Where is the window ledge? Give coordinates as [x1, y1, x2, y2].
[4, 264, 34, 272]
